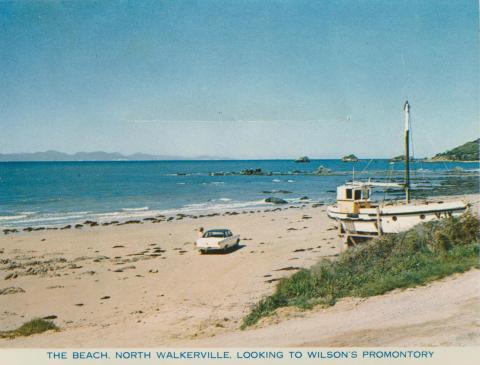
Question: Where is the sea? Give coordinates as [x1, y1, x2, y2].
[0, 160, 478, 229]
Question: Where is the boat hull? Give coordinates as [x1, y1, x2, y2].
[327, 201, 467, 234]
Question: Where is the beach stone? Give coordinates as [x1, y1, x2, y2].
[115, 265, 136, 272]
[81, 270, 96, 276]
[275, 266, 301, 271]
[0, 286, 25, 295]
[265, 197, 287, 204]
[265, 278, 280, 283]
[42, 315, 57, 320]
[46, 285, 64, 289]
[4, 273, 18, 280]
[3, 229, 18, 235]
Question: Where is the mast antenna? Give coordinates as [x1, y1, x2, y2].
[404, 100, 411, 203]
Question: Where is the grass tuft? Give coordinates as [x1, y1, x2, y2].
[242, 212, 479, 328]
[0, 318, 58, 339]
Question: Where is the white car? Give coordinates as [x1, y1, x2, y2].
[195, 229, 240, 254]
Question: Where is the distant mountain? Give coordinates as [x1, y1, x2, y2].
[430, 139, 479, 162]
[0, 151, 230, 161]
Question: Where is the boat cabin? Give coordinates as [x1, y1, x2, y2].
[336, 184, 372, 214]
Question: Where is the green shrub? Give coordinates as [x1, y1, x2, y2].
[0, 318, 58, 338]
[242, 213, 479, 328]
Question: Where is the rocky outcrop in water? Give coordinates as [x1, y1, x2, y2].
[313, 166, 332, 175]
[265, 197, 288, 204]
[294, 156, 310, 163]
[240, 168, 263, 175]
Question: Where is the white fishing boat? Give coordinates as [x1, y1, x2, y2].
[327, 101, 468, 244]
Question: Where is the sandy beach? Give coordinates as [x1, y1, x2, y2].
[0, 195, 479, 347]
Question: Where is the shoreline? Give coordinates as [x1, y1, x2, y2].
[2, 159, 478, 231]
[0, 193, 478, 347]
[1, 201, 317, 234]
[2, 191, 477, 234]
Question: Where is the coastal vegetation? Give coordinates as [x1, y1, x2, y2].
[430, 139, 479, 161]
[242, 213, 479, 328]
[0, 319, 58, 339]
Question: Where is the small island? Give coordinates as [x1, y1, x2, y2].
[390, 155, 406, 162]
[389, 155, 422, 162]
[294, 156, 310, 163]
[341, 154, 359, 162]
[428, 138, 479, 162]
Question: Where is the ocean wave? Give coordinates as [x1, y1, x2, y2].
[92, 209, 164, 222]
[7, 213, 93, 226]
[0, 197, 302, 229]
[121, 207, 149, 211]
[167, 199, 268, 215]
[202, 181, 225, 185]
[0, 214, 28, 221]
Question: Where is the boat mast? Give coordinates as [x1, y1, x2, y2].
[404, 100, 411, 203]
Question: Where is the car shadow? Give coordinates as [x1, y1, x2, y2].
[201, 244, 246, 255]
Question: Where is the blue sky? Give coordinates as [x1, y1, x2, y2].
[0, 0, 478, 158]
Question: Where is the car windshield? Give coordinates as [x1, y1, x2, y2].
[203, 230, 227, 238]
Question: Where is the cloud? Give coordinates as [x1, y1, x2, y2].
[126, 118, 351, 124]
